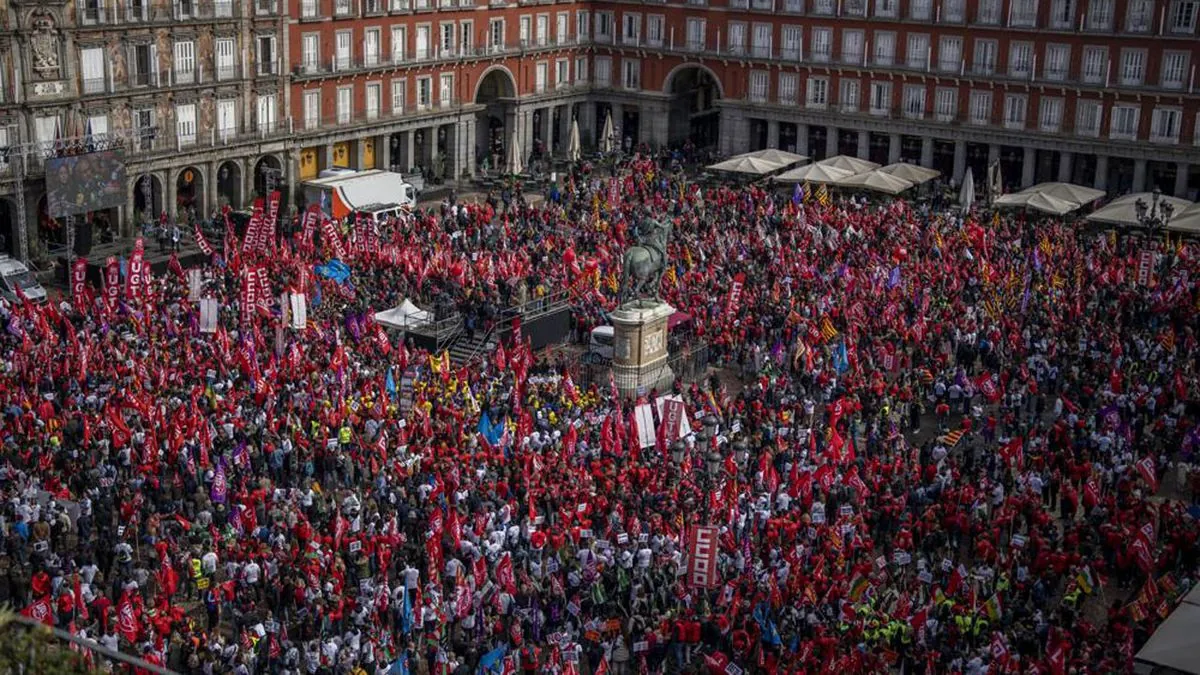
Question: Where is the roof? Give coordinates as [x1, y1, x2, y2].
[303, 169, 388, 186]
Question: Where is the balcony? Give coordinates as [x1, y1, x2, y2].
[164, 0, 238, 20]
[782, 0, 803, 11]
[333, 55, 353, 71]
[805, 99, 827, 110]
[780, 47, 801, 61]
[256, 61, 279, 77]
[81, 77, 107, 95]
[1003, 116, 1026, 130]
[751, 45, 772, 58]
[130, 70, 156, 87]
[216, 64, 238, 81]
[123, 2, 150, 21]
[78, 5, 108, 25]
[255, 0, 278, 14]
[364, 0, 386, 13]
[1149, 131, 1180, 144]
[174, 67, 197, 85]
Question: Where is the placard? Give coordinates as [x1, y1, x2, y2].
[188, 269, 203, 302]
[199, 298, 219, 334]
[290, 293, 308, 329]
[686, 525, 721, 589]
[918, 570, 934, 584]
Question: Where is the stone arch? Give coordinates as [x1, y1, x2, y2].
[175, 165, 206, 220]
[474, 66, 520, 173]
[663, 63, 724, 148]
[662, 63, 726, 100]
[132, 173, 165, 225]
[216, 160, 243, 210]
[473, 65, 519, 103]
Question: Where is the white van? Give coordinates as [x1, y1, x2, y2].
[588, 325, 615, 362]
[0, 256, 47, 304]
[354, 202, 411, 223]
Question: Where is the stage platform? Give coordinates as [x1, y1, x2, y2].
[55, 239, 213, 286]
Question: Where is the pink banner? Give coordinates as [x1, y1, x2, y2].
[263, 190, 281, 250]
[241, 268, 258, 325]
[125, 238, 146, 301]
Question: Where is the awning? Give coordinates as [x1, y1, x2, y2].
[878, 163, 941, 184]
[816, 155, 880, 174]
[774, 163, 853, 184]
[1086, 193, 1196, 228]
[736, 149, 808, 166]
[834, 170, 915, 195]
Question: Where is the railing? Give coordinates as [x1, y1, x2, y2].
[81, 0, 238, 23]
[255, 0, 278, 14]
[216, 64, 237, 81]
[81, 77, 107, 95]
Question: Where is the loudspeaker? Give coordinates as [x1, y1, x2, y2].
[74, 220, 93, 256]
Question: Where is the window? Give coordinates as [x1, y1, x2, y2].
[132, 109, 153, 151]
[366, 83, 381, 118]
[844, 0, 866, 16]
[902, 84, 925, 119]
[1003, 94, 1027, 129]
[488, 20, 503, 52]
[257, 36, 276, 75]
[176, 103, 196, 146]
[216, 99, 236, 140]
[1038, 97, 1064, 132]
[130, 43, 157, 87]
[127, 0, 149, 21]
[301, 0, 318, 17]
[1082, 46, 1106, 84]
[393, 26, 408, 61]
[813, 0, 834, 14]
[440, 23, 454, 56]
[906, 34, 929, 70]
[1010, 0, 1036, 24]
[646, 15, 664, 47]
[215, 38, 235, 81]
[749, 71, 768, 102]
[335, 30, 352, 70]
[535, 61, 548, 92]
[779, 73, 798, 103]
[1086, 0, 1113, 28]
[810, 27, 831, 62]
[391, 78, 406, 112]
[910, 0, 932, 19]
[1171, 1, 1198, 32]
[595, 12, 613, 43]
[439, 73, 452, 106]
[622, 58, 641, 90]
[415, 24, 430, 59]
[841, 30, 864, 65]
[87, 114, 108, 138]
[938, 36, 961, 73]
[416, 76, 431, 108]
[752, 23, 772, 58]
[1009, 42, 1033, 79]
[727, 22, 747, 55]
[304, 90, 320, 128]
[576, 10, 590, 41]
[255, 95, 276, 134]
[336, 86, 353, 123]
[1076, 99, 1101, 136]
[876, 0, 898, 17]
[977, 0, 1000, 23]
[839, 78, 860, 112]
[869, 81, 891, 115]
[575, 56, 587, 83]
[1126, 0, 1151, 31]
[873, 31, 895, 67]
[806, 76, 828, 109]
[1151, 108, 1182, 141]
[1050, 0, 1074, 28]
[176, 0, 195, 19]
[80, 47, 106, 94]
[364, 29, 380, 65]
[968, 90, 992, 124]
[558, 13, 570, 45]
[781, 26, 802, 60]
[943, 0, 965, 21]
[783, 0, 804, 11]
[334, 0, 352, 14]
[973, 39, 996, 75]
[934, 87, 956, 121]
[1162, 52, 1188, 89]
[1044, 45, 1069, 81]
[621, 12, 640, 46]
[459, 21, 473, 54]
[80, 0, 105, 22]
[1120, 49, 1145, 86]
[536, 14, 549, 46]
[1109, 105, 1140, 139]
[595, 56, 611, 86]
[686, 18, 706, 51]
[556, 59, 568, 88]
[301, 34, 320, 73]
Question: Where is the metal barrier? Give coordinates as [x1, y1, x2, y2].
[567, 340, 710, 390]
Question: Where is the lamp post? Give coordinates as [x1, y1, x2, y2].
[140, 175, 153, 227]
[1133, 187, 1177, 273]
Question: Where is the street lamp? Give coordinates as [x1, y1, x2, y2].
[670, 440, 686, 466]
[1133, 188, 1176, 232]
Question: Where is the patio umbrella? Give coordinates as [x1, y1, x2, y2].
[959, 167, 976, 211]
[707, 155, 787, 175]
[878, 163, 941, 184]
[600, 111, 614, 154]
[1086, 193, 1196, 227]
[1020, 182, 1104, 208]
[834, 170, 915, 195]
[566, 119, 581, 162]
[774, 163, 853, 184]
[987, 159, 1004, 201]
[506, 129, 523, 176]
[816, 155, 880, 174]
[738, 148, 808, 167]
[994, 191, 1080, 216]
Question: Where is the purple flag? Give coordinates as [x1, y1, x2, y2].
[211, 460, 228, 503]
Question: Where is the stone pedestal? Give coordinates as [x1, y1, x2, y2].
[611, 301, 675, 397]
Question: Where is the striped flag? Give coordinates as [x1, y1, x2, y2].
[815, 182, 831, 207]
[819, 316, 838, 342]
[802, 181, 813, 204]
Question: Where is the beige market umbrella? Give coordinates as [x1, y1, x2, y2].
[774, 163, 853, 184]
[707, 155, 788, 175]
[600, 111, 614, 154]
[959, 167, 976, 211]
[505, 129, 523, 175]
[1086, 192, 1195, 227]
[878, 163, 941, 184]
[834, 170, 915, 195]
[817, 155, 880, 174]
[994, 191, 1079, 216]
[1020, 182, 1104, 208]
[566, 119, 581, 162]
[738, 148, 808, 167]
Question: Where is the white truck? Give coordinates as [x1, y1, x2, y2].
[302, 170, 418, 222]
[0, 255, 48, 304]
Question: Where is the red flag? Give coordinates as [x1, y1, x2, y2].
[21, 597, 53, 626]
[74, 573, 88, 620]
[447, 508, 462, 552]
[1135, 456, 1158, 492]
[117, 592, 140, 643]
[496, 552, 516, 594]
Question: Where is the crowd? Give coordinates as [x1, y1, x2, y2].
[1, 150, 1198, 675]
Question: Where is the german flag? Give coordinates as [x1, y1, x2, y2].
[819, 316, 839, 342]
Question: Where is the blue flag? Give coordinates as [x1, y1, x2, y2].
[389, 653, 409, 675]
[888, 265, 901, 289]
[753, 603, 783, 646]
[315, 259, 352, 284]
[478, 645, 508, 674]
[477, 411, 505, 446]
[385, 366, 397, 401]
[792, 183, 803, 206]
[833, 340, 849, 374]
[400, 586, 413, 634]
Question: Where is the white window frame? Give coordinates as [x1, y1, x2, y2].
[336, 86, 353, 123]
[841, 29, 863, 65]
[1126, 0, 1152, 31]
[969, 90, 992, 125]
[366, 82, 381, 118]
[778, 72, 798, 104]
[335, 30, 352, 70]
[175, 102, 197, 146]
[1150, 107, 1182, 142]
[1044, 44, 1069, 81]
[622, 58, 641, 90]
[751, 23, 772, 59]
[727, 22, 747, 55]
[805, 76, 828, 109]
[364, 28, 381, 66]
[594, 56, 611, 86]
[811, 27, 831, 62]
[1086, 0, 1113, 28]
[1120, 48, 1146, 86]
[839, 78, 860, 112]
[938, 36, 962, 73]
[906, 33, 929, 70]
[973, 39, 997, 75]
[1009, 42, 1033, 79]
[873, 31, 895, 67]
[749, 70, 769, 102]
[1109, 104, 1140, 140]
[1170, 0, 1198, 32]
[1038, 97, 1064, 132]
[1082, 46, 1106, 85]
[686, 17, 706, 52]
[304, 89, 321, 129]
[392, 78, 407, 113]
[439, 72, 452, 106]
[1075, 100, 1102, 137]
[902, 84, 925, 119]
[80, 46, 106, 94]
[216, 99, 236, 141]
[1161, 51, 1188, 89]
[416, 76, 432, 109]
[1003, 93, 1027, 129]
[869, 80, 891, 115]
[173, 40, 196, 85]
[934, 87, 956, 122]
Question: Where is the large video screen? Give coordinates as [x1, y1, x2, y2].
[46, 150, 127, 218]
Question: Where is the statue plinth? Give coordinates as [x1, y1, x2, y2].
[610, 300, 675, 397]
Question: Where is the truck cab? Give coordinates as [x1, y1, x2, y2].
[0, 256, 48, 304]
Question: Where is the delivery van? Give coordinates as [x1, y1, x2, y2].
[303, 170, 417, 219]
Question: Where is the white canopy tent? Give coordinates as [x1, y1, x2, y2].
[834, 170, 916, 195]
[1086, 193, 1196, 228]
[375, 299, 433, 330]
[878, 163, 941, 184]
[1166, 208, 1200, 235]
[816, 155, 880, 174]
[774, 163, 853, 184]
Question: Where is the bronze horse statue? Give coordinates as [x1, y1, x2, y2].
[620, 217, 672, 305]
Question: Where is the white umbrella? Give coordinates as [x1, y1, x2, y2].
[774, 163, 853, 184]
[816, 155, 880, 174]
[959, 167, 976, 211]
[1086, 192, 1196, 227]
[1019, 182, 1104, 208]
[834, 170, 915, 195]
[878, 163, 941, 184]
[566, 119, 581, 162]
[737, 149, 808, 167]
[506, 129, 523, 175]
[987, 159, 1004, 201]
[600, 111, 614, 154]
[706, 155, 787, 175]
[994, 191, 1080, 216]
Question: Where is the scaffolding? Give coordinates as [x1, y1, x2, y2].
[0, 130, 133, 263]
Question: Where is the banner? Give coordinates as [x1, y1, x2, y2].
[70, 257, 88, 303]
[687, 525, 720, 589]
[194, 220, 214, 256]
[241, 268, 258, 325]
[188, 269, 203, 302]
[242, 198, 264, 253]
[321, 217, 347, 259]
[103, 256, 120, 310]
[725, 272, 746, 315]
[656, 396, 688, 443]
[1137, 250, 1153, 287]
[634, 403, 657, 449]
[263, 190, 281, 250]
[199, 298, 219, 333]
[255, 266, 272, 311]
[289, 293, 308, 329]
[125, 238, 146, 301]
[300, 204, 319, 251]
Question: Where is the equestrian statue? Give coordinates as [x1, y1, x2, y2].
[619, 215, 672, 306]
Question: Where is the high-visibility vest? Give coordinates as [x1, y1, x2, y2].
[191, 558, 203, 579]
[339, 426, 352, 444]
